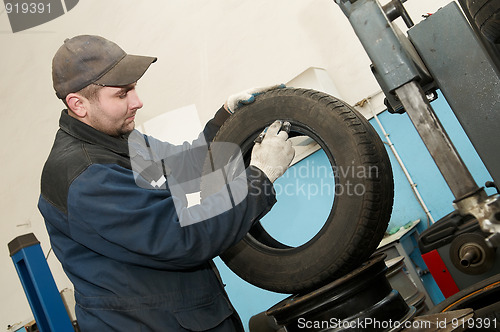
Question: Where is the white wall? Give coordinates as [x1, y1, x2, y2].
[0, 0, 452, 329]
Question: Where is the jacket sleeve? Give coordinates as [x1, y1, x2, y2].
[66, 162, 275, 270]
[203, 105, 231, 143]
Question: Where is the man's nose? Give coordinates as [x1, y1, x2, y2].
[129, 90, 143, 110]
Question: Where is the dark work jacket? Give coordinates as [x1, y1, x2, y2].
[38, 108, 276, 331]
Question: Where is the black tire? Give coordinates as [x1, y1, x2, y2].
[206, 88, 394, 294]
[428, 273, 500, 331]
[466, 0, 500, 44]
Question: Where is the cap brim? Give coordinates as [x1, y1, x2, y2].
[94, 54, 157, 87]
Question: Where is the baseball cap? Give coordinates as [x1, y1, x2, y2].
[52, 35, 157, 99]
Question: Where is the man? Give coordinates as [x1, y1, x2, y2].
[38, 35, 294, 331]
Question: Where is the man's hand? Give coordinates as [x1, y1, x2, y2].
[224, 84, 285, 113]
[250, 120, 295, 183]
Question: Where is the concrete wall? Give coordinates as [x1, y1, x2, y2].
[1, 0, 455, 329]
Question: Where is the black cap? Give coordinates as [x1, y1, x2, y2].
[8, 233, 40, 257]
[52, 35, 157, 99]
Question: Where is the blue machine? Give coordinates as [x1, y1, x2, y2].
[8, 233, 74, 332]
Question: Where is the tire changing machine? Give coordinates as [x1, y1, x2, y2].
[252, 0, 500, 330]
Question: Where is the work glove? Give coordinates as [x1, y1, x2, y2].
[225, 84, 285, 113]
[250, 120, 295, 183]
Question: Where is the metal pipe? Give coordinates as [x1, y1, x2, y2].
[460, 246, 480, 267]
[395, 81, 479, 200]
[366, 99, 435, 226]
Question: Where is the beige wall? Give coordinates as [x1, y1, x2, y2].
[0, 0, 451, 328]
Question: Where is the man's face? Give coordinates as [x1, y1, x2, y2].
[85, 83, 143, 137]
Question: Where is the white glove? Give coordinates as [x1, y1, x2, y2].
[250, 120, 295, 183]
[225, 84, 285, 113]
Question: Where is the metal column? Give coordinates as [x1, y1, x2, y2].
[8, 233, 74, 332]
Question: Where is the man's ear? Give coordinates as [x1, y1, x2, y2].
[66, 93, 87, 118]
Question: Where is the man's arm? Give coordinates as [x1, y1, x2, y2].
[64, 163, 275, 270]
[203, 105, 231, 143]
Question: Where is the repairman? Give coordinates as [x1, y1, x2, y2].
[38, 35, 294, 331]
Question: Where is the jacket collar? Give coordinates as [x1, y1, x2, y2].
[58, 109, 130, 156]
